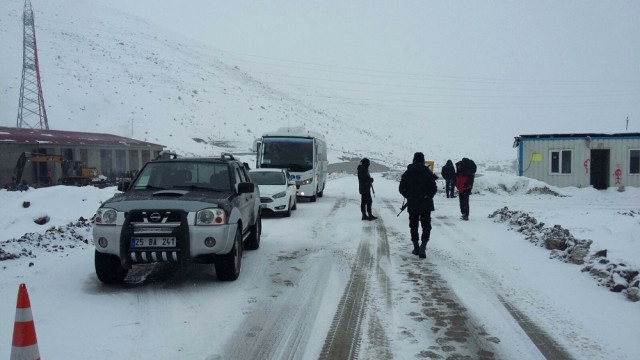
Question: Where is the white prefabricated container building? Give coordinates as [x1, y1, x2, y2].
[514, 133, 640, 189]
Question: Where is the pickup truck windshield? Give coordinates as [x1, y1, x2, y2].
[132, 162, 231, 190]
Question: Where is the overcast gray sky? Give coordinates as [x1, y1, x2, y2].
[93, 0, 640, 134]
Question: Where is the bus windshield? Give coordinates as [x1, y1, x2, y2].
[260, 137, 313, 172]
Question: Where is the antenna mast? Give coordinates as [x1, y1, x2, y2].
[626, 116, 629, 131]
[16, 0, 49, 130]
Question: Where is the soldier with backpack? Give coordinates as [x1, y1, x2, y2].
[455, 157, 476, 220]
[399, 152, 438, 258]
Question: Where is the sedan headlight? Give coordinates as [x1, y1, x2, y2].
[196, 208, 226, 225]
[273, 191, 287, 199]
[95, 208, 117, 225]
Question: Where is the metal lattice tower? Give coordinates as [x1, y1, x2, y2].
[16, 0, 49, 130]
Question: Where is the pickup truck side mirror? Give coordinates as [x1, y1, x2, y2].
[237, 182, 255, 194]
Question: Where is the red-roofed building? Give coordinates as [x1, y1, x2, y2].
[0, 126, 164, 187]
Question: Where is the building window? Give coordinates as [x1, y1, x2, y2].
[630, 149, 640, 174]
[100, 150, 113, 178]
[115, 150, 127, 177]
[129, 150, 139, 172]
[142, 150, 150, 165]
[550, 150, 572, 174]
[80, 149, 88, 165]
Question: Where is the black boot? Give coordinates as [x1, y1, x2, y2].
[418, 241, 427, 258]
[411, 241, 419, 255]
[362, 214, 368, 220]
[366, 203, 377, 220]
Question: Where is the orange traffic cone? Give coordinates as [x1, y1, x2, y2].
[10, 283, 40, 360]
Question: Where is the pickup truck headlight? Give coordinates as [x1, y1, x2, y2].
[196, 208, 226, 225]
[273, 191, 287, 199]
[95, 208, 117, 225]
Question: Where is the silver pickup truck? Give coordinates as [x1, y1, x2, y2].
[93, 153, 261, 283]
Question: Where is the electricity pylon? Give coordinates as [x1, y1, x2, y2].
[16, 0, 49, 130]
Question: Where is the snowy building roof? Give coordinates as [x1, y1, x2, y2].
[516, 132, 640, 140]
[0, 126, 163, 148]
[513, 132, 640, 147]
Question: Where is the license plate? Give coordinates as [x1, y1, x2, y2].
[130, 237, 176, 248]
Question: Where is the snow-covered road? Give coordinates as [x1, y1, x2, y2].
[1, 174, 638, 359]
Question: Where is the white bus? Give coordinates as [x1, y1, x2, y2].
[253, 127, 327, 202]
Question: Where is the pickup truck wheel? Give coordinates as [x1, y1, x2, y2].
[215, 228, 242, 281]
[95, 250, 128, 284]
[244, 214, 261, 250]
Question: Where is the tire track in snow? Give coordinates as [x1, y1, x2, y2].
[382, 198, 501, 359]
[216, 197, 346, 360]
[432, 213, 577, 360]
[319, 212, 393, 360]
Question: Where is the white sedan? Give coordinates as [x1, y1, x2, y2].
[249, 168, 297, 217]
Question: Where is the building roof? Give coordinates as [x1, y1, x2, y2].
[0, 126, 164, 148]
[517, 132, 640, 140]
[513, 132, 640, 148]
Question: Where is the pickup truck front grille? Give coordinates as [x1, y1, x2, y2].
[129, 210, 182, 223]
[121, 209, 190, 265]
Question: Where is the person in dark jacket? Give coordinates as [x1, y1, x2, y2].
[455, 160, 473, 220]
[399, 152, 438, 258]
[357, 158, 377, 221]
[441, 159, 456, 198]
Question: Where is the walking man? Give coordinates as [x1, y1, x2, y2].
[441, 159, 456, 198]
[357, 158, 378, 221]
[455, 158, 476, 220]
[399, 152, 438, 258]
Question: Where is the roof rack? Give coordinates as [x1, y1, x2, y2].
[220, 153, 235, 160]
[155, 150, 179, 160]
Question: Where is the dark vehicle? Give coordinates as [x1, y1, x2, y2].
[92, 153, 261, 283]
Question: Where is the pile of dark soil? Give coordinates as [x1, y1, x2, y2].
[489, 207, 639, 302]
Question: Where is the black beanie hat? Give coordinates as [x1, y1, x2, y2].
[361, 158, 370, 166]
[413, 152, 425, 163]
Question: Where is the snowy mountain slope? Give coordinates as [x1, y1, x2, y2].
[6, 0, 637, 171]
[0, 0, 500, 170]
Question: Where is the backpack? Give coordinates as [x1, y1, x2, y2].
[462, 158, 476, 176]
[399, 164, 437, 199]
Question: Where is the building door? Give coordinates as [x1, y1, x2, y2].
[590, 149, 610, 190]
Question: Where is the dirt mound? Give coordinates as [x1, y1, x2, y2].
[489, 207, 639, 302]
[0, 217, 93, 263]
